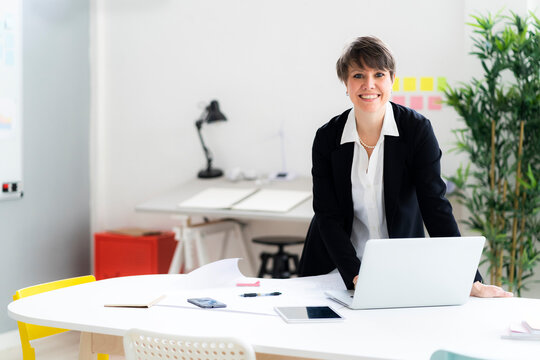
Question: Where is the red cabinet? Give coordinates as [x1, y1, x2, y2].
[94, 231, 176, 280]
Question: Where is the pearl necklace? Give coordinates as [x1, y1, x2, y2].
[359, 136, 376, 149]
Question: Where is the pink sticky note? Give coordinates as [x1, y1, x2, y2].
[392, 95, 406, 106]
[236, 280, 260, 287]
[428, 96, 442, 110]
[409, 96, 424, 110]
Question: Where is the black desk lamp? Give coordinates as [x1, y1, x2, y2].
[195, 100, 227, 178]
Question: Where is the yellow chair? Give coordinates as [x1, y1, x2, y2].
[13, 275, 109, 360]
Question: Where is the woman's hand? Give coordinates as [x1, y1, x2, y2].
[470, 281, 513, 298]
[354, 277, 512, 298]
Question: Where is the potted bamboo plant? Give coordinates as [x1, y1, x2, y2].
[445, 11, 540, 295]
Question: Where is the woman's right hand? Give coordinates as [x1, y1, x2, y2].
[353, 275, 359, 288]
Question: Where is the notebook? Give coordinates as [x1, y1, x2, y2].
[104, 294, 166, 308]
[325, 236, 485, 310]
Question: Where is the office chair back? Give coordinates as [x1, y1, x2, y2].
[13, 275, 108, 360]
[124, 328, 256, 360]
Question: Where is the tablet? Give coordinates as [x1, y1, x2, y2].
[274, 306, 344, 323]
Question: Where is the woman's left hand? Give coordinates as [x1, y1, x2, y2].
[470, 281, 513, 298]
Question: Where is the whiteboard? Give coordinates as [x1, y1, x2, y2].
[0, 0, 22, 201]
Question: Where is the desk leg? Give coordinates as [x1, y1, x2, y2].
[193, 228, 209, 267]
[169, 220, 256, 276]
[168, 227, 184, 274]
[79, 332, 93, 360]
[235, 222, 257, 276]
[79, 332, 124, 360]
[220, 228, 231, 259]
[183, 228, 195, 272]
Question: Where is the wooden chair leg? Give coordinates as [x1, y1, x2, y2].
[80, 332, 117, 360]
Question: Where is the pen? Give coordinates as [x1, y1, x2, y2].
[239, 292, 281, 297]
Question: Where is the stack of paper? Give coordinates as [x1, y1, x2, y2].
[502, 319, 540, 340]
[523, 318, 540, 338]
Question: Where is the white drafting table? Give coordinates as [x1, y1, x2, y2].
[135, 177, 313, 274]
[8, 274, 540, 360]
[135, 176, 313, 222]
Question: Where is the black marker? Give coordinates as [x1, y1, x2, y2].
[239, 292, 282, 297]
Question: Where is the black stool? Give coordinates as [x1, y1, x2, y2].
[252, 236, 304, 278]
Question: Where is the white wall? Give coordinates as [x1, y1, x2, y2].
[92, 0, 463, 228]
[91, 0, 540, 294]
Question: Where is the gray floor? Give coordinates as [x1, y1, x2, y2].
[0, 331, 125, 360]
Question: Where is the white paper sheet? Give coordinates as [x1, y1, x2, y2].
[183, 258, 246, 289]
[157, 259, 347, 315]
[160, 287, 338, 315]
[178, 187, 257, 209]
[231, 189, 312, 212]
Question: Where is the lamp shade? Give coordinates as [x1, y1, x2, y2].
[204, 100, 227, 123]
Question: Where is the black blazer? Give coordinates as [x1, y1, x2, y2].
[298, 102, 482, 289]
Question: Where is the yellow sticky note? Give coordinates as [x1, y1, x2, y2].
[420, 77, 434, 91]
[392, 77, 400, 92]
[437, 77, 448, 91]
[403, 77, 416, 92]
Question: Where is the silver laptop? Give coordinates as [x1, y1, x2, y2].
[325, 236, 485, 310]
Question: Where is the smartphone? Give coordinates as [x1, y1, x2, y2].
[187, 297, 226, 308]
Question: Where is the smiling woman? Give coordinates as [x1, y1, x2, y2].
[338, 37, 396, 155]
[297, 35, 512, 299]
[344, 64, 394, 147]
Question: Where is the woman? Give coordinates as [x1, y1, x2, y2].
[297, 36, 511, 298]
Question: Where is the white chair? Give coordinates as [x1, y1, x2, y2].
[123, 328, 256, 360]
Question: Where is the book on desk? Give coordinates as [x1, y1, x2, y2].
[104, 294, 166, 308]
[503, 319, 540, 341]
[178, 187, 312, 213]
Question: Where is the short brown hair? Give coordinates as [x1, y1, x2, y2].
[336, 36, 396, 83]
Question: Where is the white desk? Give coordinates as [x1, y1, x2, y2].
[135, 176, 313, 222]
[135, 177, 313, 274]
[8, 273, 540, 360]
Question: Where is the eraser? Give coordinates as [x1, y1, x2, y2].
[236, 280, 260, 287]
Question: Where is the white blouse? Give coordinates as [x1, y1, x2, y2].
[340, 102, 400, 260]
